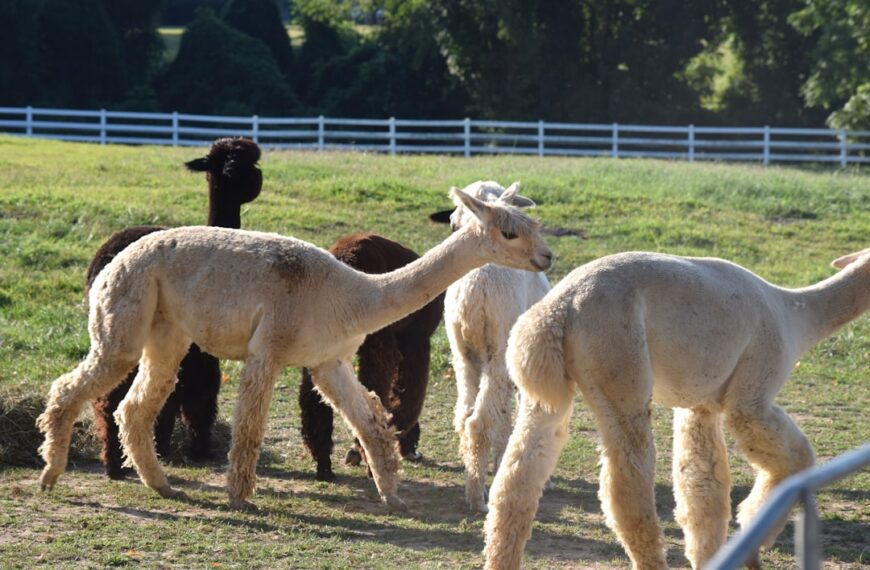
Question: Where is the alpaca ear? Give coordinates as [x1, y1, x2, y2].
[185, 157, 210, 172]
[429, 209, 455, 224]
[450, 187, 491, 223]
[831, 248, 869, 270]
[499, 182, 536, 208]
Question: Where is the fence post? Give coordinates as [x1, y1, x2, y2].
[172, 112, 179, 147]
[611, 122, 619, 158]
[763, 125, 770, 165]
[318, 115, 325, 151]
[464, 117, 471, 158]
[839, 129, 847, 167]
[688, 124, 695, 162]
[25, 106, 33, 136]
[389, 116, 396, 156]
[99, 109, 107, 145]
[252, 115, 259, 143]
[538, 120, 545, 157]
[797, 490, 821, 570]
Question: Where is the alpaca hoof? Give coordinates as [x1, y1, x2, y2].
[402, 450, 423, 463]
[106, 466, 135, 480]
[315, 467, 336, 482]
[229, 498, 259, 512]
[466, 489, 488, 513]
[155, 485, 183, 499]
[39, 467, 61, 491]
[745, 554, 762, 570]
[344, 448, 363, 466]
[384, 495, 408, 513]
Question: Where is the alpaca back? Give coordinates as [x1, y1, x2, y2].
[92, 226, 365, 363]
[445, 265, 549, 358]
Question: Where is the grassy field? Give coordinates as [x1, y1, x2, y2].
[0, 135, 867, 568]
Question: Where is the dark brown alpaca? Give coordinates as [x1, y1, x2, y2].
[87, 137, 262, 479]
[299, 233, 445, 481]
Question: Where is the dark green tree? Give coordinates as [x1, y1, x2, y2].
[791, 0, 870, 129]
[308, 0, 467, 118]
[429, 0, 726, 122]
[719, 0, 822, 125]
[0, 0, 45, 105]
[156, 10, 299, 115]
[36, 0, 127, 108]
[103, 0, 167, 92]
[223, 0, 295, 80]
[293, 0, 357, 103]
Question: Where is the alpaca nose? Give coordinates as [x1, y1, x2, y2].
[536, 252, 553, 271]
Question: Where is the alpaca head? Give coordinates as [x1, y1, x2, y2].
[449, 181, 552, 272]
[185, 137, 263, 206]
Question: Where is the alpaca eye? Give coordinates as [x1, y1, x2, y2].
[501, 230, 518, 240]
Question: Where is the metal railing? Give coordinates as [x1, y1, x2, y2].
[706, 443, 870, 569]
[1, 106, 869, 165]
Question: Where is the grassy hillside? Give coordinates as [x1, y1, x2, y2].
[0, 136, 867, 568]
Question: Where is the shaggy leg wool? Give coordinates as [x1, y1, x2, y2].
[312, 360, 405, 512]
[226, 355, 280, 509]
[116, 321, 191, 497]
[727, 404, 814, 547]
[673, 407, 732, 568]
[38, 353, 139, 490]
[483, 399, 572, 570]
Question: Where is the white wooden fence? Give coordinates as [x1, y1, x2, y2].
[1, 106, 869, 165]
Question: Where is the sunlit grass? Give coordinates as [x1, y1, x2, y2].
[0, 136, 866, 568]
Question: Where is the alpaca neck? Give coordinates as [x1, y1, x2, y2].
[207, 185, 241, 228]
[784, 263, 869, 354]
[354, 228, 485, 334]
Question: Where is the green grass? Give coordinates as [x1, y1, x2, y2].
[0, 135, 867, 568]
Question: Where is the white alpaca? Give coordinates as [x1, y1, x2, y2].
[442, 181, 550, 512]
[37, 185, 552, 511]
[484, 248, 870, 570]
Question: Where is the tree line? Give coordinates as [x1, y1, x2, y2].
[2, 0, 867, 128]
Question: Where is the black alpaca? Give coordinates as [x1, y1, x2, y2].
[87, 137, 262, 478]
[299, 233, 445, 481]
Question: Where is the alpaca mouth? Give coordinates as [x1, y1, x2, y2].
[531, 257, 552, 271]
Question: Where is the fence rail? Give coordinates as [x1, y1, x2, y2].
[1, 106, 868, 165]
[706, 443, 870, 570]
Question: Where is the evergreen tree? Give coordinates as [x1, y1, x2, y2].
[156, 10, 299, 115]
[223, 0, 295, 81]
[37, 0, 127, 108]
[0, 0, 45, 106]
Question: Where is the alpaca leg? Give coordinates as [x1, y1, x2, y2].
[116, 318, 191, 497]
[153, 390, 181, 460]
[353, 331, 399, 465]
[673, 407, 731, 569]
[299, 366, 336, 481]
[390, 334, 432, 460]
[311, 360, 405, 512]
[38, 352, 138, 490]
[726, 403, 814, 546]
[91, 371, 137, 479]
[178, 347, 221, 460]
[590, 396, 667, 569]
[399, 423, 421, 459]
[463, 365, 512, 513]
[483, 398, 573, 570]
[226, 355, 280, 508]
[452, 351, 481, 437]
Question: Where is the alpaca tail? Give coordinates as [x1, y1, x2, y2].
[507, 304, 574, 412]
